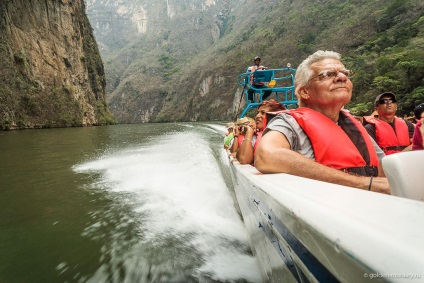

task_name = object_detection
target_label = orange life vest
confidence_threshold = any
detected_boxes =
[237,132,259,166]
[363,116,410,155]
[253,131,263,154]
[237,134,244,146]
[284,108,379,176]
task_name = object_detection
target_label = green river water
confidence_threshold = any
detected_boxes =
[0,123,261,283]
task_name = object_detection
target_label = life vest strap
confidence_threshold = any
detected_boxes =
[344,166,378,177]
[384,145,407,151]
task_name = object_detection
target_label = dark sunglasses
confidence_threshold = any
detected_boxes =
[378,98,397,105]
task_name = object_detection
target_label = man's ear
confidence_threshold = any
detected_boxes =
[298,86,310,99]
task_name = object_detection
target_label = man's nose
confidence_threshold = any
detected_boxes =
[335,71,347,81]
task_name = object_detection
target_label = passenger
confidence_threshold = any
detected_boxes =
[224,122,236,150]
[236,99,286,164]
[363,92,414,155]
[404,115,417,124]
[246,56,272,102]
[230,117,256,156]
[412,103,424,150]
[255,50,390,194]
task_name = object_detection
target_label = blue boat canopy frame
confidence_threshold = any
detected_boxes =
[237,67,298,118]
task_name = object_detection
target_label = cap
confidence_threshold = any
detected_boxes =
[236,117,249,125]
[254,56,261,60]
[374,92,396,107]
[226,122,235,129]
[414,103,424,119]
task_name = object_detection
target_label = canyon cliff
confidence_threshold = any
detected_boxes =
[2,0,423,127]
[87,0,242,123]
[0,0,114,130]
[87,0,424,122]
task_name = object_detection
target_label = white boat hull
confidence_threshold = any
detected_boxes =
[229,158,424,282]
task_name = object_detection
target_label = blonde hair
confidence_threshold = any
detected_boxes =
[246,117,256,131]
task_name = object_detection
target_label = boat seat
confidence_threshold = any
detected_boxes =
[382,150,424,201]
[252,70,273,85]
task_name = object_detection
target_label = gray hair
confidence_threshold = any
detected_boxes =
[295,50,341,106]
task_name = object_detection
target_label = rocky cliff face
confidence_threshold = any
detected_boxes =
[0,0,114,130]
[86,0,230,52]
[85,0,242,123]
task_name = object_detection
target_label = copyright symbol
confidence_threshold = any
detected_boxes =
[364,273,368,278]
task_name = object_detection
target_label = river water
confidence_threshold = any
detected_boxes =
[0,123,261,283]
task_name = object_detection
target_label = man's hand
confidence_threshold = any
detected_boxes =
[370,177,391,194]
[403,144,413,152]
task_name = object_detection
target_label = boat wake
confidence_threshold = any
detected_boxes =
[73,129,261,282]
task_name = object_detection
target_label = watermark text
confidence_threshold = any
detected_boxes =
[364,272,422,280]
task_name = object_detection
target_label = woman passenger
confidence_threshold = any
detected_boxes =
[230,117,256,156]
[412,103,424,150]
[236,99,286,164]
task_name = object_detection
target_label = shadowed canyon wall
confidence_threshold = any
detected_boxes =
[0,0,114,130]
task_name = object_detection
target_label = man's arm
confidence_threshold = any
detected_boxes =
[401,120,415,151]
[369,136,386,177]
[405,120,415,139]
[254,130,390,194]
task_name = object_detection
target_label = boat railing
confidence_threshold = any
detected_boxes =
[237,67,298,117]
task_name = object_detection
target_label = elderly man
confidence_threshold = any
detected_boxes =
[363,92,414,155]
[255,50,390,194]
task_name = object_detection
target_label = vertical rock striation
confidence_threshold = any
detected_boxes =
[0,0,114,130]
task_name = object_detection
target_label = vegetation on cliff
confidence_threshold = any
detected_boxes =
[1,0,423,127]
[92,0,424,122]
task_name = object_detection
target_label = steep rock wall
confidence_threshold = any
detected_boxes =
[0,0,114,130]
[86,0,237,123]
[88,0,424,123]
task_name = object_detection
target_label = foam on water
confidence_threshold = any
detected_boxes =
[74,130,261,282]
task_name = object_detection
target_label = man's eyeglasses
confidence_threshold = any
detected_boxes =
[378,98,397,105]
[310,69,354,82]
